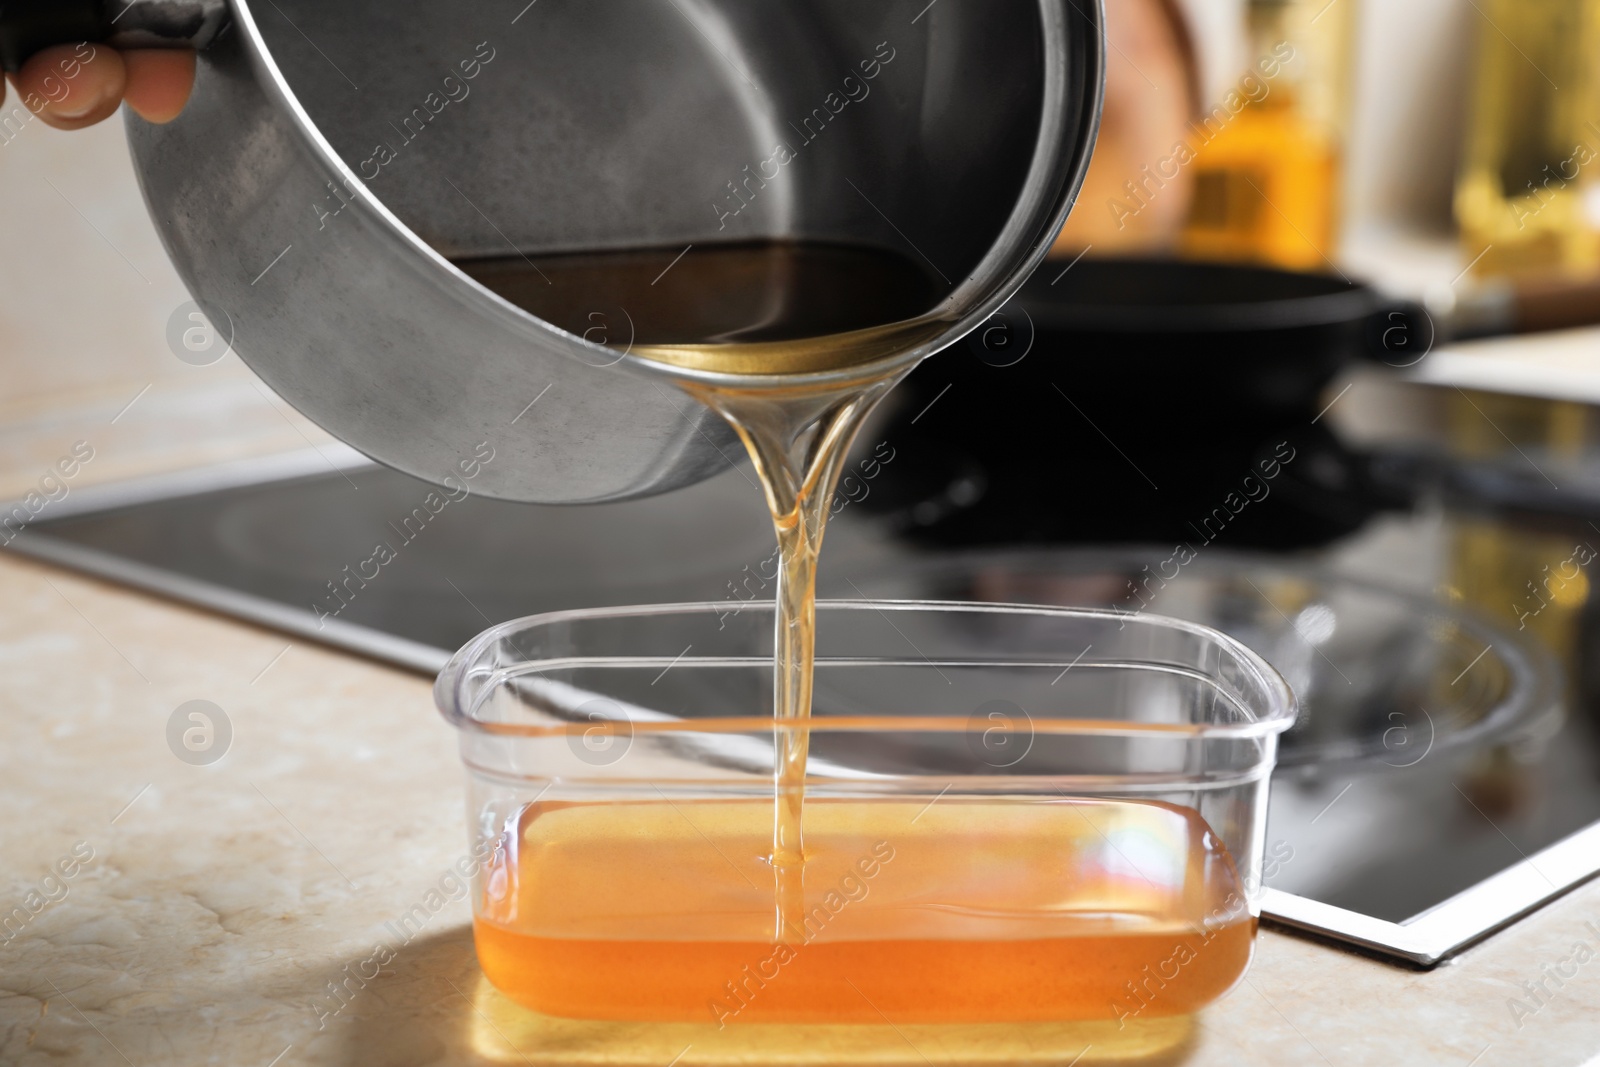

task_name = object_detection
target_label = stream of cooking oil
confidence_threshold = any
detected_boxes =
[458,240,947,941]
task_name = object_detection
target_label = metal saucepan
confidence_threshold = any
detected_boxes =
[1,0,1104,503]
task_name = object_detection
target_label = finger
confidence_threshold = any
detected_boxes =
[123,49,195,124]
[12,44,126,130]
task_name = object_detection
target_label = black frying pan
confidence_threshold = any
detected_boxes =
[863,258,1428,548]
[1014,257,1432,412]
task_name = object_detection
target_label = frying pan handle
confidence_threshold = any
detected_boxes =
[1362,299,1437,369]
[0,0,227,73]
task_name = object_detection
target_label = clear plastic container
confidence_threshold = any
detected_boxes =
[434,600,1296,1065]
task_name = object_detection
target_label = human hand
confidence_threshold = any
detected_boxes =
[4,43,195,130]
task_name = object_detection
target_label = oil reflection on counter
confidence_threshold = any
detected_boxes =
[331,927,1201,1066]
[456,969,1197,1066]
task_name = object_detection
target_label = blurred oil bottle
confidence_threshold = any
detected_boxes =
[1455,0,1600,278]
[1178,0,1355,269]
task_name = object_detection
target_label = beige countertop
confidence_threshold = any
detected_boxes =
[4,112,1600,1067]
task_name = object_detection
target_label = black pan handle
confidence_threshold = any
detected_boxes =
[0,0,227,73]
[1362,299,1437,369]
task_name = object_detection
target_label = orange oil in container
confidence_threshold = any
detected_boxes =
[473,796,1255,1026]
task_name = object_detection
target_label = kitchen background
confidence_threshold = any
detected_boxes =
[5,0,1600,1061]
[4,0,1595,494]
